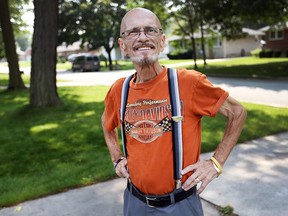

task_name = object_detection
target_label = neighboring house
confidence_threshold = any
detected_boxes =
[260,22,288,53]
[57,41,89,59]
[23,47,32,61]
[166,27,264,59]
[218,28,264,58]
[57,41,121,61]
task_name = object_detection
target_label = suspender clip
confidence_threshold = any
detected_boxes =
[172,116,183,122]
[175,179,182,189]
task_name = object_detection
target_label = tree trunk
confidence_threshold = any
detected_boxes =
[200,20,207,65]
[30,0,61,107]
[0,0,25,90]
[104,45,113,71]
[190,35,198,69]
[108,51,113,70]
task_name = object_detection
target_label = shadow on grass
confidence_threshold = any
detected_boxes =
[0,87,115,207]
[0,87,287,207]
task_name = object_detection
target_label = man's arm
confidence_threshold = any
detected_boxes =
[101,111,129,178]
[181,96,247,193]
[212,96,247,166]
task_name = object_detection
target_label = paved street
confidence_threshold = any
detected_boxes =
[54,67,288,108]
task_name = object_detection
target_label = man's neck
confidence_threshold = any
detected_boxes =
[133,62,163,83]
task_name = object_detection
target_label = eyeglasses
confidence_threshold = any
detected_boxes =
[121,26,163,40]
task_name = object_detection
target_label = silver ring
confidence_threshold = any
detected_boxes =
[195,177,200,184]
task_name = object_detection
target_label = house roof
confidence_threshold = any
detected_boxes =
[242,27,265,36]
[258,26,270,32]
[259,22,288,32]
[57,41,86,53]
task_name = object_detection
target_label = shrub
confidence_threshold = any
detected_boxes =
[265,50,273,57]
[167,49,194,59]
[259,49,275,58]
[251,48,261,57]
[273,50,282,57]
[259,50,286,58]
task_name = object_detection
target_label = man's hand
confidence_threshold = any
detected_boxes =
[101,112,129,179]
[115,158,129,179]
[181,160,218,194]
[181,96,246,194]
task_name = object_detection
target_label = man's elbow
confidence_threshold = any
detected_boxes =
[101,113,106,128]
[236,104,247,123]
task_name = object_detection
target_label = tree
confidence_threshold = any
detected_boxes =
[82,0,127,70]
[126,0,170,28]
[59,0,126,70]
[30,0,61,107]
[237,0,288,27]
[0,0,30,58]
[169,0,202,69]
[168,0,253,68]
[0,0,25,90]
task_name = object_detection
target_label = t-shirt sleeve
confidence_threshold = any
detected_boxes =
[192,74,229,117]
[104,80,123,131]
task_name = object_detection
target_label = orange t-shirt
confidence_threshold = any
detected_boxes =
[104,67,229,195]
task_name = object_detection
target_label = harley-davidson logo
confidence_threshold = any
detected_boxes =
[130,120,163,143]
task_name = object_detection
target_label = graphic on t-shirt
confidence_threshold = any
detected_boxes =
[124,98,172,143]
[124,116,172,143]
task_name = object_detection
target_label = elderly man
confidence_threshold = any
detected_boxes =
[101,8,246,216]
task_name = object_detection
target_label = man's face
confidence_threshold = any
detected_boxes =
[118,11,166,65]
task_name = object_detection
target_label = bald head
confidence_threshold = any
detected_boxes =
[120,8,162,35]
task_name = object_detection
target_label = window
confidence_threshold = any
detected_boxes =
[86,56,93,61]
[212,38,222,47]
[269,29,284,40]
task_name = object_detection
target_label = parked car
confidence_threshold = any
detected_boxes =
[72,54,100,72]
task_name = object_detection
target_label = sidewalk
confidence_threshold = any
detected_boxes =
[201,132,288,216]
[1,132,287,216]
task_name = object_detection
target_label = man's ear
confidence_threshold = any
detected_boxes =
[118,38,126,50]
[160,34,166,52]
[118,38,127,56]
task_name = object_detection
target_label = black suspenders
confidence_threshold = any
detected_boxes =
[120,68,183,189]
[167,68,183,189]
[120,74,133,158]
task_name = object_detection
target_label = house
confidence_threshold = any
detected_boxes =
[57,41,120,62]
[166,27,264,59]
[57,41,89,59]
[260,22,288,55]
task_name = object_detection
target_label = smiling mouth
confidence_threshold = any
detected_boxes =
[134,44,155,51]
[137,47,152,51]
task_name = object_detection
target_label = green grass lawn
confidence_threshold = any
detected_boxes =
[0,85,287,207]
[0,73,30,86]
[197,57,288,78]
[101,57,288,79]
[99,57,288,77]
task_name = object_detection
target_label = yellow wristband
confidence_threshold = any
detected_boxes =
[210,156,223,176]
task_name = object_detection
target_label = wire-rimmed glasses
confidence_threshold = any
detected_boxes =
[121,26,163,40]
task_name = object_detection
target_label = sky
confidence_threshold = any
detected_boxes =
[21,3,34,33]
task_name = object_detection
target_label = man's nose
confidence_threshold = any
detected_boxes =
[137,31,149,41]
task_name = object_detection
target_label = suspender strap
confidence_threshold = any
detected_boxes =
[120,74,134,157]
[168,68,183,189]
